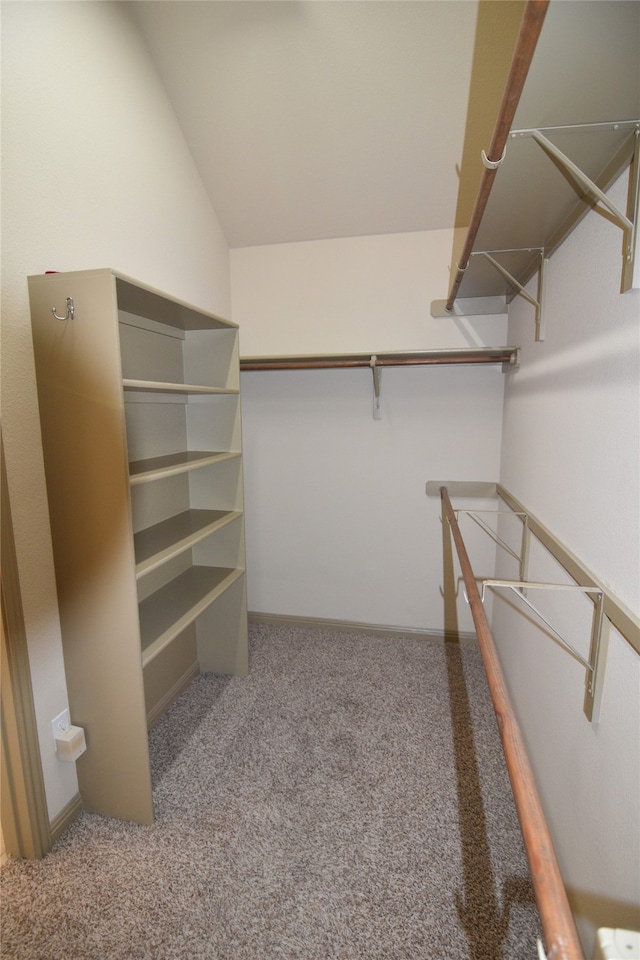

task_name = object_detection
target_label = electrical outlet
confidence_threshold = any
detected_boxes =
[51,709,70,744]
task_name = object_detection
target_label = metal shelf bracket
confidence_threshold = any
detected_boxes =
[471,249,548,341]
[426,480,640,725]
[449,500,610,724]
[454,509,530,582]
[512,122,640,292]
[477,579,607,724]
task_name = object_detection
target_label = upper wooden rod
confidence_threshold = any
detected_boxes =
[441,485,584,960]
[241,347,516,371]
[445,0,550,311]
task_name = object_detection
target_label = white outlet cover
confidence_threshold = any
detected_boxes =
[51,709,70,742]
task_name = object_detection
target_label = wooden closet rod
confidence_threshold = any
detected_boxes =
[440,485,584,960]
[445,0,550,312]
[240,347,516,371]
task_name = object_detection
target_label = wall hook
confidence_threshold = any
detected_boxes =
[52,297,74,321]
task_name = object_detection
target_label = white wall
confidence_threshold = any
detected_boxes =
[232,232,508,631]
[232,229,499,356]
[494,173,640,955]
[1,1,231,821]
[10,28,635,945]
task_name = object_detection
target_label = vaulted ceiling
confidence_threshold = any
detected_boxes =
[128,0,524,248]
[128,1,639,257]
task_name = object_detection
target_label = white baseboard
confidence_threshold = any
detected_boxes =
[248,611,476,643]
[50,792,83,845]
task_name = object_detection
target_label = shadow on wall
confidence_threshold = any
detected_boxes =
[568,887,640,946]
[446,634,540,960]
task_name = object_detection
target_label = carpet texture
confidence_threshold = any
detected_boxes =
[1,622,542,958]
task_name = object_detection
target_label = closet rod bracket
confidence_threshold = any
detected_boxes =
[370,355,382,420]
[481,145,507,170]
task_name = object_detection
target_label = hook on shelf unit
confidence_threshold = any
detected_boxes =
[51,297,74,322]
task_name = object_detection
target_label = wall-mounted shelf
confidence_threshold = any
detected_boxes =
[432,1,640,327]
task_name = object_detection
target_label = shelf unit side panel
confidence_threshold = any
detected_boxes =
[186,395,243,453]
[188,453,245,513]
[196,574,249,676]
[183,327,239,391]
[143,622,199,727]
[27,270,154,825]
[119,317,185,384]
[130,473,191,534]
[192,514,246,570]
[136,551,192,604]
[124,400,188,463]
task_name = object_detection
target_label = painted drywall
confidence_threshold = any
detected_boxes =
[232,232,509,631]
[494,172,640,955]
[1,1,231,821]
[231,228,506,356]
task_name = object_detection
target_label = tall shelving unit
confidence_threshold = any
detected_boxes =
[28,268,248,825]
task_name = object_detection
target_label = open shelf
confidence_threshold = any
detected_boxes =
[123,379,239,396]
[139,565,245,666]
[118,302,239,392]
[128,450,240,484]
[436,2,640,315]
[134,508,242,578]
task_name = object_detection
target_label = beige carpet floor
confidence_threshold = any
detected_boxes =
[1,622,541,958]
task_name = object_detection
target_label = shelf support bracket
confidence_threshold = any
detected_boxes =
[472,249,548,341]
[623,129,640,291]
[450,502,607,723]
[455,507,532,587]
[477,580,607,723]
[514,124,640,292]
[453,509,527,566]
